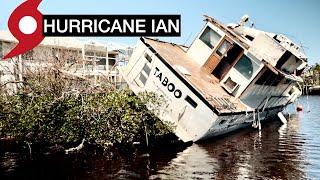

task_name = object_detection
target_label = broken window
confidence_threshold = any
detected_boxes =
[224,77,238,92]
[199,26,222,49]
[234,55,257,80]
[216,40,232,56]
[255,69,283,86]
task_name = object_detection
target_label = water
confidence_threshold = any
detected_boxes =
[1,96,320,179]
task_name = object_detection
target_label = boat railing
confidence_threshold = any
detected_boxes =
[256,95,288,112]
[207,96,237,111]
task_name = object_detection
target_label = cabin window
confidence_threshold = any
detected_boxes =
[288,87,295,96]
[144,53,152,63]
[216,40,232,56]
[139,73,147,85]
[185,96,198,108]
[255,69,283,86]
[224,77,238,92]
[135,63,152,87]
[143,63,151,75]
[199,26,222,49]
[245,35,254,41]
[234,55,255,80]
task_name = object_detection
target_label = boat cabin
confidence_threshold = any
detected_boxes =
[187,15,306,102]
[123,15,307,114]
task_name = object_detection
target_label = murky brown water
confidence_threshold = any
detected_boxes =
[1,96,320,179]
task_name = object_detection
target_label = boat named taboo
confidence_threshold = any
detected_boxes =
[119,15,308,142]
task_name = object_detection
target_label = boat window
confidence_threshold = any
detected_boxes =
[288,87,295,96]
[245,35,254,41]
[224,77,238,92]
[199,26,222,49]
[234,55,255,80]
[135,63,152,87]
[143,63,151,75]
[139,73,147,85]
[144,53,152,63]
[185,95,198,108]
[255,69,283,86]
[216,40,232,56]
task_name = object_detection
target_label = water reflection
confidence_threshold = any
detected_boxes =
[150,144,218,179]
[152,117,307,179]
[152,96,320,179]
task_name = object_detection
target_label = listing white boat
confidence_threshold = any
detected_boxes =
[119,15,308,142]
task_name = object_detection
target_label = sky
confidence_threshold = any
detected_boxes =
[1,0,319,65]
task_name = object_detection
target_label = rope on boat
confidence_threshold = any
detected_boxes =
[258,111,261,131]
[252,110,257,128]
[252,97,269,131]
[252,110,261,131]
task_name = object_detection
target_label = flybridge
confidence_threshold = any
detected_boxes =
[43,15,181,37]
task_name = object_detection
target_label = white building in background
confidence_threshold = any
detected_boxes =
[0,30,132,93]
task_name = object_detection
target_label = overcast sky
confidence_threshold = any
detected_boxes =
[1,0,319,65]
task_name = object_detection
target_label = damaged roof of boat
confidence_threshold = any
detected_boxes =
[141,37,249,113]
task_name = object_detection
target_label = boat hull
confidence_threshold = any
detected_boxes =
[120,39,291,143]
[198,106,283,141]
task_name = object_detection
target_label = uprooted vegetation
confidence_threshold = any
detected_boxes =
[0,59,174,156]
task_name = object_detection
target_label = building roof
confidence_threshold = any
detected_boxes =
[0,30,106,50]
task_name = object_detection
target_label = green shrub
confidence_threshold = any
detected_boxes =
[0,90,173,149]
[0,70,173,150]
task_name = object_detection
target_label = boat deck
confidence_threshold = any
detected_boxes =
[144,37,248,113]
